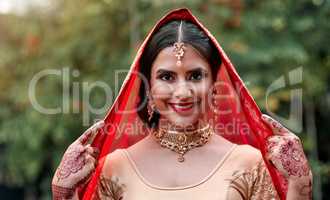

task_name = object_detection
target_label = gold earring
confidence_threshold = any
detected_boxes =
[211,88,218,114]
[147,94,156,121]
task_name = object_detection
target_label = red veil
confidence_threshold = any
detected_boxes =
[81,8,288,199]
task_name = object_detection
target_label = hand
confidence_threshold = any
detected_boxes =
[261,114,311,181]
[52,120,104,199]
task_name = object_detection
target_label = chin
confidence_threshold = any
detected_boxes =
[166,115,200,127]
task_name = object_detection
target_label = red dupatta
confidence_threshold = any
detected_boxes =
[81,8,288,200]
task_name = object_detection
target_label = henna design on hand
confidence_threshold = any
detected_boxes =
[52,121,104,199]
[278,137,310,178]
[56,145,86,181]
[263,114,311,179]
[267,135,310,178]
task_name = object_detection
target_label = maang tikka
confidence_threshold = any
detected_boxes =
[173,21,186,66]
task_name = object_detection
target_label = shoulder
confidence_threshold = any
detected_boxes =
[226,145,280,199]
[100,149,127,178]
[229,144,264,170]
[95,150,127,199]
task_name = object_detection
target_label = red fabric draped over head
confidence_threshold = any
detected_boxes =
[81,8,288,199]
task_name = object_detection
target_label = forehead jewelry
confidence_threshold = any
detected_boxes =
[173,21,186,66]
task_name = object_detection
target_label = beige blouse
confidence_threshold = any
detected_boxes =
[93,144,280,200]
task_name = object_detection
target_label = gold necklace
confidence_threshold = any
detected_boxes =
[152,124,213,162]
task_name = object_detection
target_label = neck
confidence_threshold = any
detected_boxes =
[151,118,213,162]
[157,118,208,134]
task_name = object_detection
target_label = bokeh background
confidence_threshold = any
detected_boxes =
[0,0,329,199]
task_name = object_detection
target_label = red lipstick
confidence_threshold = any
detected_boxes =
[168,101,197,113]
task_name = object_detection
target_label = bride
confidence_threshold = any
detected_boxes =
[51,8,312,200]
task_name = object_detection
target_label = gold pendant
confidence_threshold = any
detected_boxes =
[178,154,185,162]
[152,124,213,163]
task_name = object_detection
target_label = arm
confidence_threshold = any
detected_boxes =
[286,171,313,199]
[51,121,104,200]
[51,185,79,200]
[262,114,313,200]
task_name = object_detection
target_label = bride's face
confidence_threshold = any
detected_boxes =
[150,45,213,128]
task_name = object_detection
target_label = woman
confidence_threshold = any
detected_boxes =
[52,8,312,200]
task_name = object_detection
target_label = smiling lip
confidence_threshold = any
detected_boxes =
[168,101,198,113]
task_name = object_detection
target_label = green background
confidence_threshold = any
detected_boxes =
[0,0,329,199]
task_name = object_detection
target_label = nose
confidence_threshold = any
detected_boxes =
[173,82,193,100]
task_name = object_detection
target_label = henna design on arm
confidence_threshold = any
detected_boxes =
[52,184,75,200]
[298,179,312,198]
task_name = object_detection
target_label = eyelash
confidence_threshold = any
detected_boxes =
[188,71,206,81]
[157,71,207,82]
[158,73,174,81]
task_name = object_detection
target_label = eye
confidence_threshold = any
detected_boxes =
[188,70,207,81]
[158,72,174,81]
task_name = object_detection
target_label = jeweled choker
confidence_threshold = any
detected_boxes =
[152,124,213,162]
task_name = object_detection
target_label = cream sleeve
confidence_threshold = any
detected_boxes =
[92,151,127,200]
[227,159,280,200]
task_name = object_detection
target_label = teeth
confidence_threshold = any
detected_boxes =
[172,104,193,109]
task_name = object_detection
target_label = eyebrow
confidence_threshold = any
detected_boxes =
[156,69,174,75]
[156,67,208,75]
[186,67,208,74]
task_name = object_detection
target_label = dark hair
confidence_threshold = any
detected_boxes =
[138,20,222,128]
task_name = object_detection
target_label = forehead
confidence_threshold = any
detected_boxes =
[151,45,210,73]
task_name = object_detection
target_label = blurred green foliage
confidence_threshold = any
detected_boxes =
[0,0,329,199]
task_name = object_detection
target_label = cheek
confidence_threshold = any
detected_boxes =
[195,81,212,99]
[194,81,213,112]
[150,81,173,101]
